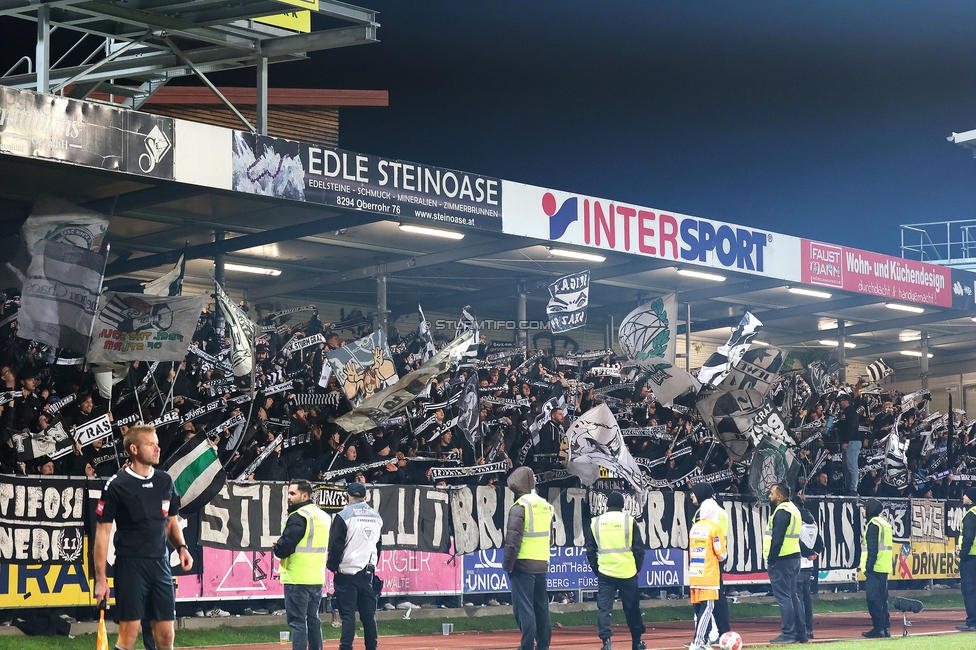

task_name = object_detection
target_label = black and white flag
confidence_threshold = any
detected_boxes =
[418,303,437,362]
[88,292,206,363]
[17,239,105,353]
[215,282,255,377]
[566,403,645,498]
[13,421,74,460]
[547,270,590,333]
[456,305,480,362]
[866,358,893,383]
[143,252,186,297]
[720,345,785,395]
[457,372,483,446]
[697,311,762,386]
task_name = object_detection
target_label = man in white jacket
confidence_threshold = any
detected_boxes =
[795,496,822,639]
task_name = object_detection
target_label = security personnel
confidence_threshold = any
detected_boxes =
[503,467,554,650]
[763,482,807,644]
[327,482,383,650]
[691,483,730,640]
[859,498,892,638]
[688,508,727,650]
[585,492,646,650]
[273,480,331,650]
[958,487,976,631]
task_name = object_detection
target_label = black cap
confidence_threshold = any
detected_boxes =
[691,483,714,503]
[838,393,852,402]
[347,482,367,497]
[965,487,976,503]
[606,492,625,510]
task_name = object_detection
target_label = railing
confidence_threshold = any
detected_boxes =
[901,220,976,266]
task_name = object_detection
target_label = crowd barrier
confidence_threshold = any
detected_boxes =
[0,476,965,608]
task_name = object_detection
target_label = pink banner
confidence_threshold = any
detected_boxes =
[801,239,952,307]
[201,547,460,598]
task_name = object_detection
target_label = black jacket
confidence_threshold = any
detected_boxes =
[584,509,645,578]
[273,500,311,560]
[962,508,976,559]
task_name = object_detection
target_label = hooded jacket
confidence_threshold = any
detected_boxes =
[863,498,884,573]
[503,466,553,574]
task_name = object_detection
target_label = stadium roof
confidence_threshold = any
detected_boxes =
[1,84,976,381]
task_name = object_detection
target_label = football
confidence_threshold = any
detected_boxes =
[719,631,743,650]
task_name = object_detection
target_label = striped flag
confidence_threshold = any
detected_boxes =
[163,432,225,515]
[866,358,893,383]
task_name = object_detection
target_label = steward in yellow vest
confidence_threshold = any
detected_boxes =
[859,498,891,638]
[958,488,976,631]
[763,483,808,645]
[502,467,554,650]
[584,492,646,650]
[273,480,330,650]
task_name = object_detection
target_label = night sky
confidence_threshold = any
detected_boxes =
[6,1,976,255]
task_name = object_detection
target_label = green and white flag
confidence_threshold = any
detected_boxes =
[163,431,225,514]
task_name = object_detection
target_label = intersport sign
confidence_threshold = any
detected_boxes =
[502,181,801,281]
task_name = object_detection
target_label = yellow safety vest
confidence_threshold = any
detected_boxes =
[859,516,893,574]
[280,503,331,585]
[762,501,801,560]
[515,493,554,561]
[591,511,637,579]
[958,507,976,557]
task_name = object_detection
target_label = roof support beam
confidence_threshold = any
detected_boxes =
[773,308,971,345]
[678,295,881,335]
[846,331,976,359]
[82,184,209,215]
[250,237,534,301]
[106,212,378,276]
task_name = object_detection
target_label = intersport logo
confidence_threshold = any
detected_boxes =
[537,190,769,273]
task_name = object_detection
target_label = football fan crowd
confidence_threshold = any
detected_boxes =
[0,302,972,502]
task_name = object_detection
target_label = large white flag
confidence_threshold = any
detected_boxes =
[566,403,645,495]
[88,292,206,363]
[18,239,106,353]
[618,293,677,364]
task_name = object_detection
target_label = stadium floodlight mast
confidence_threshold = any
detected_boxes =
[788,286,832,299]
[675,268,725,282]
[548,248,606,262]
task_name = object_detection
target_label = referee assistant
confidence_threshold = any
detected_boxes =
[94,424,193,650]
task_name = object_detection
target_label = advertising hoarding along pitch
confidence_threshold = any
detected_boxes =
[231,131,502,231]
[501,181,802,281]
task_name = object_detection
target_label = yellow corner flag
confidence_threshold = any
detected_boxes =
[96,601,109,650]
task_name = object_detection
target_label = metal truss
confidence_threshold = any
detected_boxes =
[0,0,378,118]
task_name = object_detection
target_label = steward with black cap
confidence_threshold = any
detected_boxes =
[327,482,383,650]
[956,487,976,631]
[585,492,646,650]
